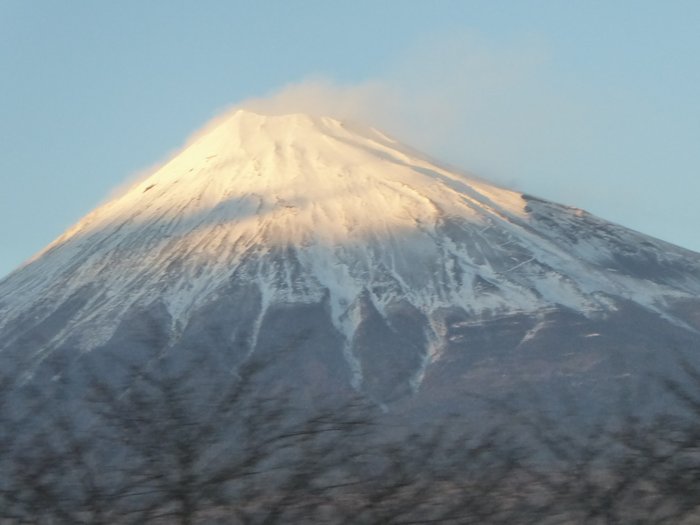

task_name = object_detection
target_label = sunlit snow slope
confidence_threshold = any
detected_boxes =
[1,110,699,405]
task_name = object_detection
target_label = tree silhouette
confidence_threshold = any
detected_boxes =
[2,347,700,523]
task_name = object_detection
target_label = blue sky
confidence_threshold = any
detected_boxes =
[1,1,699,278]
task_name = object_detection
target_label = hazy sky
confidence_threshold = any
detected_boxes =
[1,1,699,278]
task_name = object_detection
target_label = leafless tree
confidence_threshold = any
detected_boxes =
[3,348,700,523]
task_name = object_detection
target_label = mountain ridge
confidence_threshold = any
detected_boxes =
[1,109,699,407]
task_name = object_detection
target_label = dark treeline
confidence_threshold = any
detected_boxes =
[1,349,700,524]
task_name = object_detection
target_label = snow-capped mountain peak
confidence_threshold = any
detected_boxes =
[1,110,699,403]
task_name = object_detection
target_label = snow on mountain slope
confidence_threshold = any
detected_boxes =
[1,110,699,403]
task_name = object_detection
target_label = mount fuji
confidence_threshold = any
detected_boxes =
[1,110,699,412]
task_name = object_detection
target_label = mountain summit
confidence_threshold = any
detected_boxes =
[1,110,699,408]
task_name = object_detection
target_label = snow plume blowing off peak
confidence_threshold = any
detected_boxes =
[239,78,393,122]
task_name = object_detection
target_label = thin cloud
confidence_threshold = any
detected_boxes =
[234,34,591,194]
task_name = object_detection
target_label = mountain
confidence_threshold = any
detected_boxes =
[1,110,699,414]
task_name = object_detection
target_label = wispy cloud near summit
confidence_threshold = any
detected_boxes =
[237,34,589,193]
